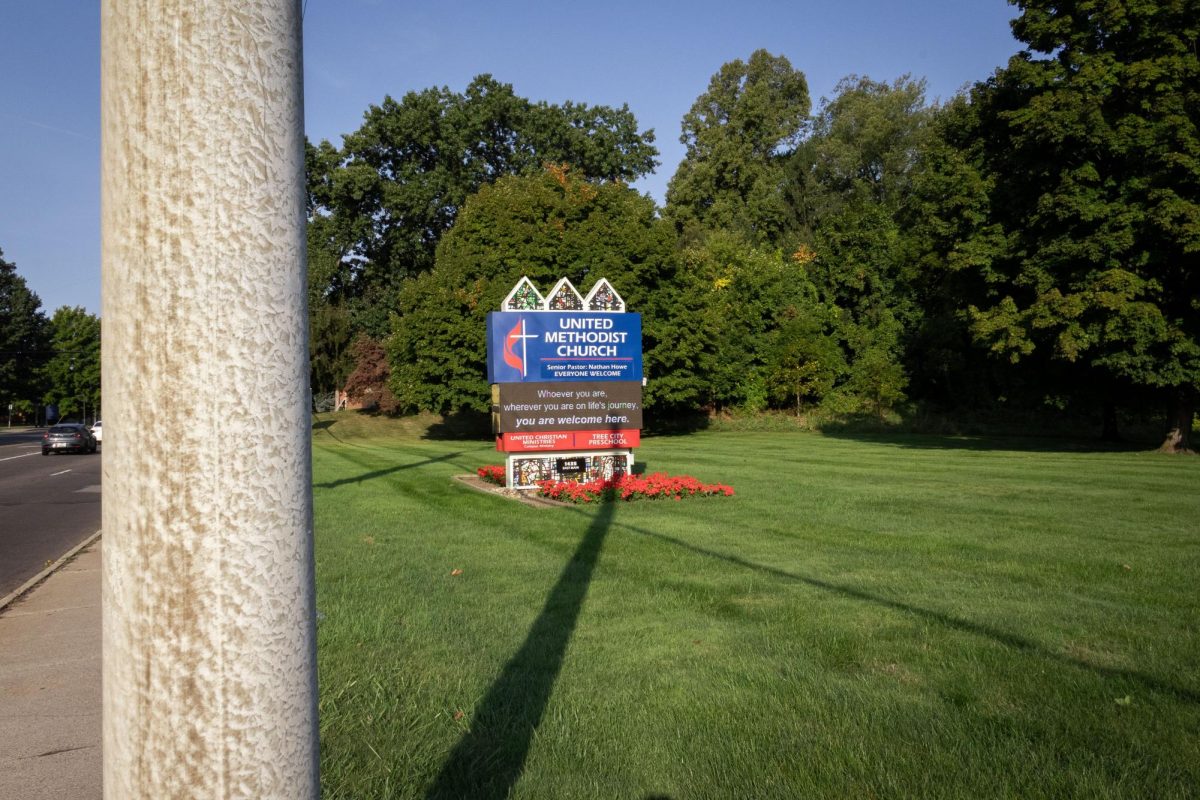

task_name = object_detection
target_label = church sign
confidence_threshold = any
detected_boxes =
[485,277,642,488]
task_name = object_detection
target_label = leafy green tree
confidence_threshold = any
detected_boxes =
[389,165,684,414]
[305,146,357,397]
[962,0,1200,451]
[305,140,353,308]
[766,307,847,415]
[838,308,909,419]
[665,50,810,248]
[0,247,50,419]
[795,76,930,217]
[679,232,840,411]
[901,95,1017,411]
[42,306,101,422]
[314,76,658,306]
[782,76,932,416]
[790,75,931,322]
[308,300,353,397]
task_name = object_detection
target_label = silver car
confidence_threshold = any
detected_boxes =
[42,423,98,455]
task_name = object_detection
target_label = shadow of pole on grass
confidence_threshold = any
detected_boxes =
[426,501,616,800]
[314,451,468,489]
[561,509,1200,706]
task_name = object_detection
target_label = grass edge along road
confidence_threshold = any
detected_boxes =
[312,413,1200,800]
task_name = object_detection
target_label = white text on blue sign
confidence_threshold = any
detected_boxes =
[487,312,643,383]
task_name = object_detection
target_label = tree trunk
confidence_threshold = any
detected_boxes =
[1101,400,1121,442]
[1158,392,1196,454]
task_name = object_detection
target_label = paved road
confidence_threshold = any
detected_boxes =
[0,428,102,598]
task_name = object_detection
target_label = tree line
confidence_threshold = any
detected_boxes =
[307,1,1198,452]
[0,248,101,424]
[4,2,1191,450]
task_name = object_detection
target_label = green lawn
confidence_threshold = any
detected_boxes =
[312,414,1200,799]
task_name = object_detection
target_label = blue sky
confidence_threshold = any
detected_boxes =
[0,1,1021,316]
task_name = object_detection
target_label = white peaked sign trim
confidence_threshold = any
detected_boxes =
[544,277,584,311]
[503,276,545,311]
[584,278,625,312]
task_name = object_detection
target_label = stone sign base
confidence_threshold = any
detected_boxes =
[506,449,633,490]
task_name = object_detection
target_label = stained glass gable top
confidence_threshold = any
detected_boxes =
[503,276,544,311]
[585,278,625,312]
[545,278,584,311]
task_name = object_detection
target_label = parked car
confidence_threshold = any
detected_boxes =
[42,423,98,455]
[91,420,103,444]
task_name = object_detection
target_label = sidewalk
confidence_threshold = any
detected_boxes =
[0,539,102,800]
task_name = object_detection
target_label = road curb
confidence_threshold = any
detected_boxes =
[0,528,103,613]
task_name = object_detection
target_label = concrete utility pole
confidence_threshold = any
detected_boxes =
[100,2,317,798]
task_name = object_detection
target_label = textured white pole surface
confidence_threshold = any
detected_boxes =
[100,2,317,797]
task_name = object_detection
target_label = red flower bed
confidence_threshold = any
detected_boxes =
[477,465,506,485]
[538,471,734,504]
[475,465,734,503]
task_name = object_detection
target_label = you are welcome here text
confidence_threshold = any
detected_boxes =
[503,385,638,429]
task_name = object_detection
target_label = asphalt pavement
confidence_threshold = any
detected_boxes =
[0,428,102,798]
[0,428,102,597]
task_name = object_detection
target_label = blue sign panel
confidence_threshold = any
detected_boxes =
[487,311,643,383]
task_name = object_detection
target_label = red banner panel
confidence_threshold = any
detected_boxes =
[497,429,640,452]
[495,432,573,452]
[575,429,640,449]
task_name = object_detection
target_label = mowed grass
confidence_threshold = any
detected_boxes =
[312,414,1200,799]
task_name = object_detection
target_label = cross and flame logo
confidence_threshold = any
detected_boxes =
[502,317,538,378]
